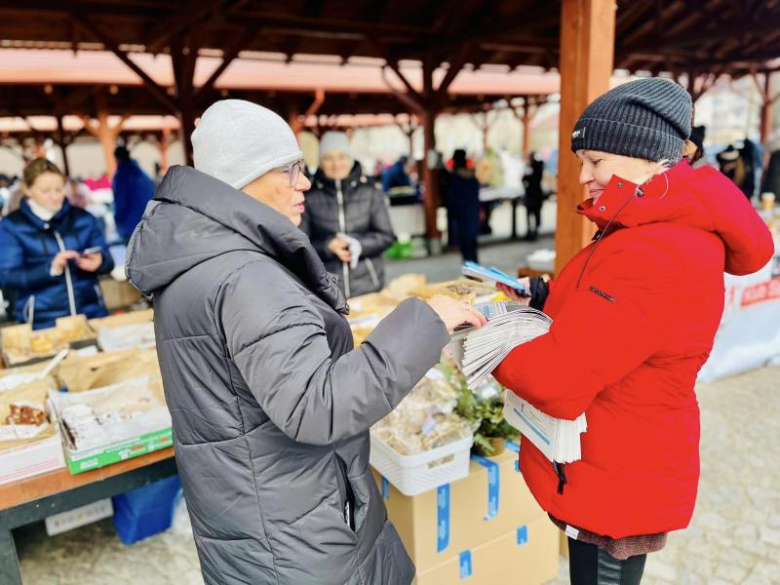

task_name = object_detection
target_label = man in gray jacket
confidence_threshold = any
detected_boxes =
[126,100,484,585]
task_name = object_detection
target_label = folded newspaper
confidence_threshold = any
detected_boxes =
[461,261,530,295]
[458,303,587,464]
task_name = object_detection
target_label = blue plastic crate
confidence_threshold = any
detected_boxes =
[112,475,182,545]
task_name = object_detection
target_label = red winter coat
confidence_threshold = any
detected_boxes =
[494,161,774,539]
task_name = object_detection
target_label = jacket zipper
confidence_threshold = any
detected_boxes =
[335,456,356,532]
[553,461,567,495]
[335,179,350,298]
[53,229,77,316]
[365,258,379,288]
[23,295,35,325]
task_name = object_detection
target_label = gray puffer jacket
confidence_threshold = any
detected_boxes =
[301,164,395,299]
[126,166,449,585]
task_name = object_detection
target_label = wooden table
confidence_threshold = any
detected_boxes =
[0,448,177,585]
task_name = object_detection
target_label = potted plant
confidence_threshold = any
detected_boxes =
[443,362,519,457]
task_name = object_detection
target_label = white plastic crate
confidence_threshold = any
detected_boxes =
[369,432,473,496]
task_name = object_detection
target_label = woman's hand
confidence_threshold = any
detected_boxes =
[76,252,103,273]
[427,294,487,333]
[496,277,532,305]
[51,250,80,273]
[328,237,352,263]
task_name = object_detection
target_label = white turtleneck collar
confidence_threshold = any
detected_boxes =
[27,198,60,222]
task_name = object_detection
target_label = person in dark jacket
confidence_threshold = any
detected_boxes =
[522,151,545,241]
[448,149,481,263]
[112,145,155,244]
[761,142,780,196]
[125,99,484,585]
[301,132,395,298]
[380,155,411,193]
[0,158,113,329]
[495,78,774,585]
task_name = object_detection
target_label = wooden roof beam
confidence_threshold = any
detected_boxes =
[146,0,249,55]
[196,25,258,105]
[282,0,326,62]
[70,12,178,115]
[224,12,429,40]
[617,1,688,50]
[434,45,474,102]
[380,66,425,115]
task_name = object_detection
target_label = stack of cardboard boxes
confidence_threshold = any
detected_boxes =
[373,445,559,584]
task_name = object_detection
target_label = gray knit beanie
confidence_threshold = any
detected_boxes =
[192,99,302,190]
[319,131,352,160]
[570,78,692,164]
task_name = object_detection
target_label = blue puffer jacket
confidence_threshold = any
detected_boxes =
[112,159,155,241]
[0,198,114,329]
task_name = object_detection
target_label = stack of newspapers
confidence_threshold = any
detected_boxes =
[460,305,552,389]
[459,303,587,464]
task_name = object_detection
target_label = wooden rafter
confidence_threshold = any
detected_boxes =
[70,12,178,115]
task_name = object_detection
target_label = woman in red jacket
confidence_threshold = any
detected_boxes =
[495,78,774,584]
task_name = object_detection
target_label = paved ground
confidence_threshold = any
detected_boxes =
[13,202,780,584]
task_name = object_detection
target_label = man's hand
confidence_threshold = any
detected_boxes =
[426,294,487,333]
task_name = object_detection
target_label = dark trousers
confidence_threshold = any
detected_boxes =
[568,538,647,585]
[459,237,478,263]
[526,204,542,238]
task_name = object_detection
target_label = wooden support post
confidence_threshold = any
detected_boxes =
[758,72,776,144]
[34,136,45,158]
[379,48,470,250]
[80,92,128,179]
[171,35,200,166]
[55,115,71,177]
[421,57,442,247]
[159,127,171,175]
[522,101,533,158]
[555,0,616,274]
[396,116,420,158]
[288,105,302,136]
[97,108,117,179]
[290,89,325,137]
[510,98,536,158]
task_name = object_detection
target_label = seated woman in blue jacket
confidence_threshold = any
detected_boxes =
[0,158,114,329]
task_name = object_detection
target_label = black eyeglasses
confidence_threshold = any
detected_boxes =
[280,160,306,187]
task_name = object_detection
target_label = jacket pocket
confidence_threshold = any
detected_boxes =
[334,455,357,533]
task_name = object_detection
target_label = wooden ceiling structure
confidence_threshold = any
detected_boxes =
[1,0,780,260]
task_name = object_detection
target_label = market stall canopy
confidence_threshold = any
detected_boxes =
[0,1,778,77]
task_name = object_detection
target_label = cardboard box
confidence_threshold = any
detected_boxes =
[0,432,65,485]
[373,446,546,574]
[50,377,172,474]
[99,277,144,311]
[0,361,58,392]
[56,348,160,393]
[415,516,559,585]
[560,529,570,559]
[1,316,96,367]
[0,393,65,486]
[89,308,154,330]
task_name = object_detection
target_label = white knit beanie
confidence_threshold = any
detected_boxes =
[319,131,352,160]
[192,99,303,190]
